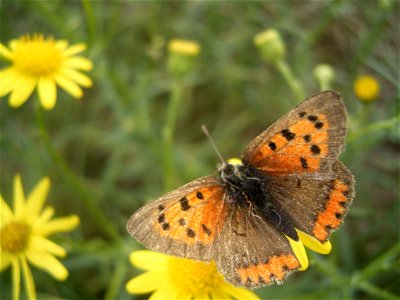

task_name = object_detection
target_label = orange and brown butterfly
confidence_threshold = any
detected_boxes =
[127,91,355,289]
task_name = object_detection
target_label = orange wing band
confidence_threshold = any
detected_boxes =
[236,254,300,285]
[313,180,351,241]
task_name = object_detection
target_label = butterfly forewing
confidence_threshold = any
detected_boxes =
[243,91,347,175]
[127,176,228,260]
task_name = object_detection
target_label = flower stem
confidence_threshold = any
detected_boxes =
[162,80,183,191]
[275,59,305,102]
[35,104,121,243]
[104,255,127,300]
[348,114,399,144]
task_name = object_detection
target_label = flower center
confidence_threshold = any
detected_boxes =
[167,258,225,295]
[13,35,63,76]
[0,221,31,253]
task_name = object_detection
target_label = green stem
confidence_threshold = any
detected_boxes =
[275,59,305,102]
[357,243,399,282]
[162,80,183,191]
[81,0,96,44]
[348,115,399,143]
[357,281,398,299]
[35,104,121,243]
[104,255,127,300]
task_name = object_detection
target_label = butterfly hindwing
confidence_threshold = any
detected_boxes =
[127,176,228,260]
[214,204,301,288]
[243,91,347,174]
[268,160,354,243]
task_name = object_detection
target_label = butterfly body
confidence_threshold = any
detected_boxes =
[220,161,299,241]
[127,91,355,288]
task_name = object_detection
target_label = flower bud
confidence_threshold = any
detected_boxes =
[254,29,286,64]
[313,64,335,90]
[167,39,200,78]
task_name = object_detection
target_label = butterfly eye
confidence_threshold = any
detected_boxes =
[221,164,236,181]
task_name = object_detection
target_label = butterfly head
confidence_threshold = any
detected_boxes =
[220,157,245,184]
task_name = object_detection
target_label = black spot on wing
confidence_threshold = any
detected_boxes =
[281,129,296,141]
[310,144,321,155]
[300,157,309,169]
[180,197,190,211]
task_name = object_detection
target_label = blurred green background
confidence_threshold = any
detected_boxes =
[1,1,399,299]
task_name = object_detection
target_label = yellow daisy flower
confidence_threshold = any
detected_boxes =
[0,34,93,110]
[126,250,260,300]
[353,75,380,102]
[0,175,80,300]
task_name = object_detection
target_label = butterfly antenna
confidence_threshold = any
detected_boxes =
[201,125,226,165]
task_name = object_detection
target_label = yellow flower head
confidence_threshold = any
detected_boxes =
[0,34,93,110]
[126,250,260,299]
[167,39,201,78]
[354,75,380,102]
[1,175,80,300]
[168,39,200,56]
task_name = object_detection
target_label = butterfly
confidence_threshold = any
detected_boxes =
[127,90,355,288]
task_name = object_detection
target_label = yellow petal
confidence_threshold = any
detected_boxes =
[30,235,66,257]
[125,271,164,294]
[54,73,83,98]
[26,248,68,280]
[20,254,36,300]
[33,206,54,229]
[13,175,26,219]
[9,39,19,51]
[12,257,21,300]
[60,67,93,87]
[36,215,79,236]
[9,74,37,108]
[64,56,93,71]
[129,250,168,271]
[56,40,69,51]
[63,43,87,57]
[297,229,332,255]
[0,43,14,60]
[38,76,57,110]
[25,177,50,222]
[286,235,309,271]
[0,250,13,271]
[0,67,18,97]
[149,282,180,300]
[1,194,14,226]
[222,283,260,299]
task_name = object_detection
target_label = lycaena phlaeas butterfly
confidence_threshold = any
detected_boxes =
[127,90,355,288]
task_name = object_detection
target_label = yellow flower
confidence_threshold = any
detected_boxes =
[168,39,200,56]
[167,39,200,78]
[0,175,80,300]
[126,250,260,299]
[0,34,93,110]
[354,75,380,102]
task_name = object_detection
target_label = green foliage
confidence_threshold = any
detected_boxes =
[1,1,399,299]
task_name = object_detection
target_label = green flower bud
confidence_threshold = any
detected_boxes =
[313,64,335,90]
[254,29,286,64]
[167,39,200,78]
